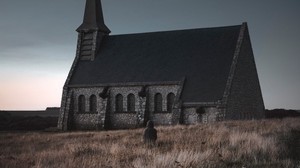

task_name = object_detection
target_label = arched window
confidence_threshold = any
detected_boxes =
[127,94,135,112]
[89,95,97,113]
[115,94,123,112]
[154,93,162,112]
[78,95,85,113]
[167,93,175,112]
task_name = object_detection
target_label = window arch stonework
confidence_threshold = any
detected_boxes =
[127,94,135,112]
[78,95,86,113]
[167,93,175,112]
[154,93,163,112]
[115,94,123,112]
[89,95,97,113]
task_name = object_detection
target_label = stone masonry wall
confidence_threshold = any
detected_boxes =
[182,107,199,124]
[110,113,137,129]
[70,87,105,130]
[201,107,221,123]
[147,85,179,126]
[109,86,142,129]
[64,83,230,130]
[182,107,220,124]
[67,84,180,130]
[152,113,173,125]
[109,85,180,129]
[73,114,99,129]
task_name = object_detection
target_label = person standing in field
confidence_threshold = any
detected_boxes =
[143,120,157,145]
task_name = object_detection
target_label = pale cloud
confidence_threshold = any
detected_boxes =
[0,75,65,110]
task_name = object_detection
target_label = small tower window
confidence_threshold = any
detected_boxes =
[115,94,123,112]
[127,94,135,112]
[154,93,163,112]
[80,32,94,60]
[89,95,97,113]
[167,93,175,112]
[78,95,86,113]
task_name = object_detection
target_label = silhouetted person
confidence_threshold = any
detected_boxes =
[143,120,157,145]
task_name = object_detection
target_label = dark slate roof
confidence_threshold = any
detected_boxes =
[69,25,241,102]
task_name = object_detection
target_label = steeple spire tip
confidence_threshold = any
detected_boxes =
[76,0,110,34]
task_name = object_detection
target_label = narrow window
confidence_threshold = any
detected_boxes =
[78,95,85,113]
[127,94,135,112]
[89,95,97,113]
[154,93,162,112]
[167,93,175,112]
[115,94,123,112]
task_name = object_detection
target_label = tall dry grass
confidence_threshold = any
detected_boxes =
[0,118,299,168]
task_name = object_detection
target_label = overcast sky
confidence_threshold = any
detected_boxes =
[0,0,299,110]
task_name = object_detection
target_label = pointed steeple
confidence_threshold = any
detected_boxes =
[76,0,110,61]
[76,0,110,34]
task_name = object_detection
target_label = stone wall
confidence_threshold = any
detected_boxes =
[61,82,229,130]
[201,107,220,123]
[109,85,180,129]
[69,87,105,129]
[147,85,179,112]
[109,86,142,112]
[146,85,179,125]
[182,107,220,124]
[109,86,144,129]
[182,107,199,124]
[74,88,104,112]
[110,112,138,129]
[152,112,173,125]
[72,114,100,130]
[65,84,181,130]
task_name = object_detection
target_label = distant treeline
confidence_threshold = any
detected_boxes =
[0,108,59,131]
[0,112,58,131]
[265,109,300,119]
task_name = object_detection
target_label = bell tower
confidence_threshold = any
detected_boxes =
[76,0,110,61]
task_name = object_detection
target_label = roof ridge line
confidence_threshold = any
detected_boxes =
[221,22,247,105]
[68,81,182,88]
[109,24,242,37]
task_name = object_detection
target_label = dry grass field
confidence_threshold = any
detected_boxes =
[0,118,299,168]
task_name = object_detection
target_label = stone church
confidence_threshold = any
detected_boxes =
[58,0,265,130]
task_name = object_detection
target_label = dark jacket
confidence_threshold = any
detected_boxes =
[143,121,157,143]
